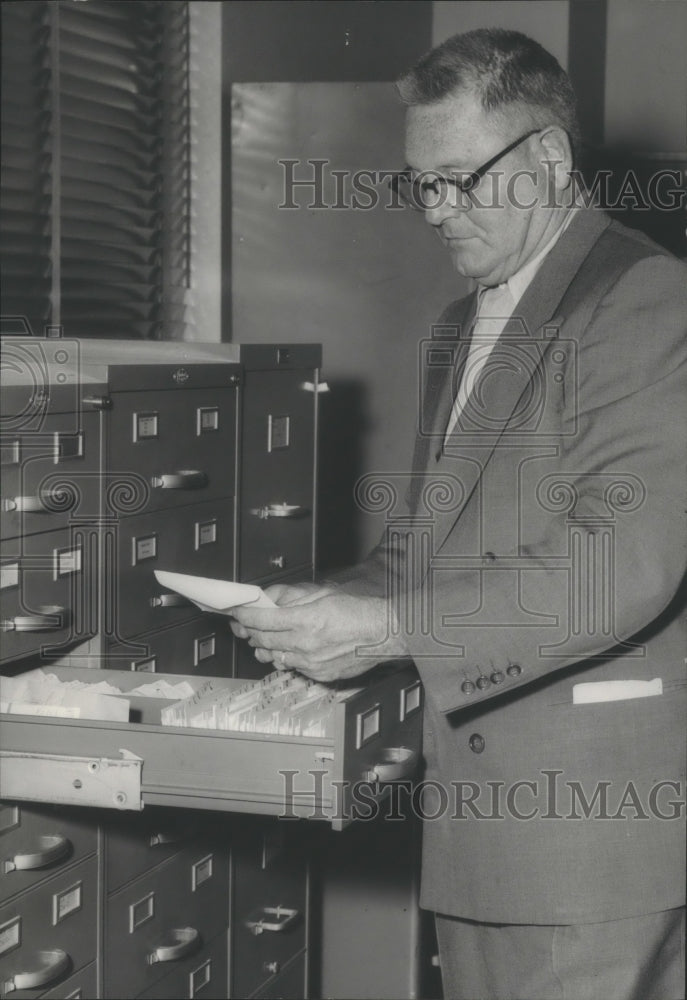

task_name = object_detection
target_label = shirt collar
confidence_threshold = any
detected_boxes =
[481,208,579,305]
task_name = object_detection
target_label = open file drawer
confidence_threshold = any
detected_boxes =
[0,664,422,831]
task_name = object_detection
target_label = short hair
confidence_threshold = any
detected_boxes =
[397,28,581,161]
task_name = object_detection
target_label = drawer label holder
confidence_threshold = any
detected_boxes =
[0,749,143,811]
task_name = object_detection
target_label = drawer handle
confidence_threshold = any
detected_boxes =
[4,834,71,873]
[300,381,330,393]
[150,470,208,490]
[148,927,201,964]
[362,747,419,783]
[1,605,66,633]
[149,830,186,846]
[244,905,300,936]
[150,593,191,609]
[250,503,309,519]
[3,948,70,992]
[2,490,76,514]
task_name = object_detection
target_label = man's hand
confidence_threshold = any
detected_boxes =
[228,590,408,683]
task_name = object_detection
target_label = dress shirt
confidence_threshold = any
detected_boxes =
[444,209,577,442]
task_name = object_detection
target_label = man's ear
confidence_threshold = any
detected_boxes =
[539,126,573,192]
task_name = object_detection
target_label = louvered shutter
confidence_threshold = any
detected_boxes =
[1,0,190,341]
[0,2,53,337]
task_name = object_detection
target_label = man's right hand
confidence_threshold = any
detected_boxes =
[264,581,339,606]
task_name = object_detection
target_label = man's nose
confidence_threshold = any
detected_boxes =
[423,191,470,226]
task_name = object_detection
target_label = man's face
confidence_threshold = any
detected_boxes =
[404,89,556,287]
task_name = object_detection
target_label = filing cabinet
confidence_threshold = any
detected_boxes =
[112,499,234,642]
[40,960,98,999]
[136,934,227,1000]
[1,803,98,905]
[103,808,203,894]
[0,855,99,999]
[1,337,425,1000]
[0,529,92,664]
[230,819,308,1000]
[1,343,100,665]
[106,618,235,677]
[104,845,228,998]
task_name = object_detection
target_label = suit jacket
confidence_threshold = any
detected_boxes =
[349,208,687,924]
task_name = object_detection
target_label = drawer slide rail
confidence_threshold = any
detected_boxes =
[0,749,143,810]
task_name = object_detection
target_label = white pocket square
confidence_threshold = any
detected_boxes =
[572,678,663,704]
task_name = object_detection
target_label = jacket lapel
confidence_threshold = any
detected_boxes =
[428,208,612,556]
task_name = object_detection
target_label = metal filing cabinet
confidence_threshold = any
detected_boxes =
[232,344,322,681]
[1,340,100,665]
[1,338,425,1000]
[0,801,100,1000]
[230,818,309,1000]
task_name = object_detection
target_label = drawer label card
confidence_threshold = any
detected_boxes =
[400,681,422,720]
[53,881,83,924]
[54,431,84,463]
[131,656,157,672]
[195,519,217,549]
[190,958,212,995]
[0,916,21,957]
[133,411,159,441]
[268,414,291,451]
[0,804,20,833]
[54,546,82,579]
[192,854,214,890]
[129,892,155,932]
[194,634,216,665]
[356,704,381,748]
[0,562,19,590]
[197,406,220,434]
[133,534,158,565]
[0,440,21,466]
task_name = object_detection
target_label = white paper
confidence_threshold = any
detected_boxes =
[572,678,663,704]
[153,570,276,612]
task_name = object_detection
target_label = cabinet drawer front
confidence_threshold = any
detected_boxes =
[39,959,97,999]
[105,809,203,894]
[0,529,95,664]
[239,370,315,582]
[0,804,97,906]
[106,618,234,678]
[110,501,234,641]
[1,412,100,542]
[105,848,228,998]
[136,932,227,1000]
[251,951,306,999]
[0,857,98,999]
[0,664,423,827]
[232,826,307,1000]
[107,388,236,517]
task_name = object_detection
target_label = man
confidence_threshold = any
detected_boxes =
[231,29,686,1000]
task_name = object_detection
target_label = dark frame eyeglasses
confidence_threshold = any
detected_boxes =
[390,127,543,211]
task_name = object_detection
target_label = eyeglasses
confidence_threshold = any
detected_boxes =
[390,127,542,211]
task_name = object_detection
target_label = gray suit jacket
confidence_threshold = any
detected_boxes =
[351,208,687,923]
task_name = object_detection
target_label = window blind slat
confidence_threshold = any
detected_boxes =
[1,0,190,341]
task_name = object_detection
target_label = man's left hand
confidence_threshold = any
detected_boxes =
[228,592,408,683]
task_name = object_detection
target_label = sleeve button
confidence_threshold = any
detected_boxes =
[506,663,522,677]
[490,670,505,685]
[461,680,476,695]
[476,675,490,690]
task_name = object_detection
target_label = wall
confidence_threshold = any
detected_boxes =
[188,2,223,342]
[432,1,569,65]
[223,2,442,567]
[605,0,686,150]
